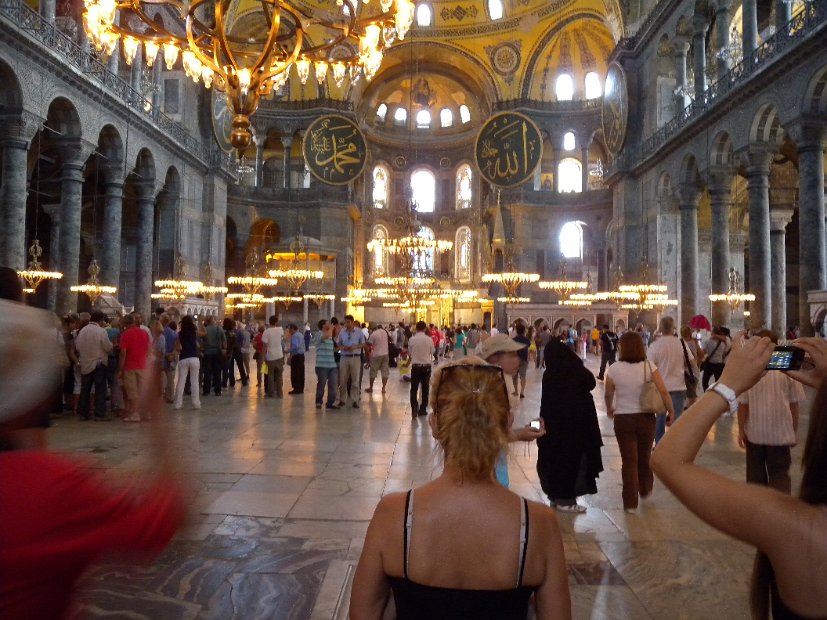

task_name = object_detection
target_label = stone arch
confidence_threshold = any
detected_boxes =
[679,152,703,187]
[657,171,673,198]
[246,219,280,257]
[44,96,82,139]
[709,131,734,167]
[134,147,156,183]
[803,64,827,114]
[749,103,784,146]
[0,58,23,115]
[97,124,124,174]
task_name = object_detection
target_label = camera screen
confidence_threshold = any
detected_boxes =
[767,350,794,370]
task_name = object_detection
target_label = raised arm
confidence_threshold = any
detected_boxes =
[650,337,824,580]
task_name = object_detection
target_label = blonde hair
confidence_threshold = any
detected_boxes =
[432,363,510,479]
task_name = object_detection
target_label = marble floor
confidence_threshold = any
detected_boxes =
[45,352,811,619]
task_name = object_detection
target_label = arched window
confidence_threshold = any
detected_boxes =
[416,109,431,129]
[456,164,472,209]
[487,0,503,20]
[416,226,436,273]
[563,131,576,151]
[394,107,408,126]
[455,226,472,281]
[372,225,389,275]
[559,221,585,259]
[372,165,389,209]
[459,104,471,124]
[558,158,582,193]
[376,103,388,122]
[585,72,602,99]
[416,3,431,26]
[440,108,453,127]
[411,168,436,212]
[556,73,574,101]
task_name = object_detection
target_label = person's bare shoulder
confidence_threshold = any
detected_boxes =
[526,499,562,541]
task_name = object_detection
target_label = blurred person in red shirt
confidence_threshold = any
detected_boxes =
[0,298,186,620]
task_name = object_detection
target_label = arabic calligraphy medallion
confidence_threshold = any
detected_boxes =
[602,61,628,156]
[303,115,368,185]
[474,112,542,188]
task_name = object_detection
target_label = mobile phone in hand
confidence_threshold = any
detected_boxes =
[527,419,541,431]
[766,345,805,370]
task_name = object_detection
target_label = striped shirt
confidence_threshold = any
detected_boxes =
[737,372,805,445]
[315,336,337,369]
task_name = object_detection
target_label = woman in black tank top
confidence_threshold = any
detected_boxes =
[652,336,827,619]
[351,361,571,619]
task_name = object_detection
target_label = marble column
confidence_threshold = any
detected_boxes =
[679,184,701,326]
[715,5,731,76]
[580,145,589,191]
[0,128,30,270]
[673,40,690,112]
[303,297,309,323]
[130,45,143,102]
[151,61,162,114]
[742,0,758,57]
[796,129,826,336]
[134,182,155,318]
[56,145,85,315]
[776,0,792,33]
[281,136,293,190]
[328,298,335,319]
[708,175,733,327]
[43,203,61,312]
[552,149,560,194]
[746,149,773,330]
[255,137,265,188]
[40,0,55,24]
[770,209,793,337]
[107,14,119,74]
[100,167,123,287]
[692,19,709,100]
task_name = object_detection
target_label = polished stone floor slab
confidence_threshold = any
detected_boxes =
[43,350,810,619]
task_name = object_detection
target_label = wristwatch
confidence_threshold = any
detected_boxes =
[710,382,738,415]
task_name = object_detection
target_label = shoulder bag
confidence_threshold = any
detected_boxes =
[681,339,697,387]
[640,360,667,414]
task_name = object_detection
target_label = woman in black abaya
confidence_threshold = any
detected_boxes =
[537,339,604,513]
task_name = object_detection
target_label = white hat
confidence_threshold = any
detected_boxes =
[0,300,56,423]
[478,333,526,360]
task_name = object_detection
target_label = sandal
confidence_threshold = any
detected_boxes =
[555,504,587,513]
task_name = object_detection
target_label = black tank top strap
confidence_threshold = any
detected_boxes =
[517,498,529,587]
[403,489,414,579]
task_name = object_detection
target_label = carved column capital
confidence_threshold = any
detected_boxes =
[769,209,794,233]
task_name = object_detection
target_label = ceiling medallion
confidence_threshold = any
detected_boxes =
[393,155,407,169]
[487,41,521,77]
[439,157,451,168]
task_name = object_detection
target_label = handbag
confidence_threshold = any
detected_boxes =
[640,361,667,414]
[680,339,697,387]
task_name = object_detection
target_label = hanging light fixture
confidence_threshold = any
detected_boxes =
[154,255,204,300]
[18,239,63,294]
[70,259,117,304]
[267,234,324,293]
[227,250,279,296]
[709,267,755,311]
[82,0,415,158]
[539,260,589,301]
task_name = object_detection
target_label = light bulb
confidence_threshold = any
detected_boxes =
[237,68,252,94]
[144,40,160,67]
[295,58,311,85]
[331,61,346,87]
[314,60,328,84]
[201,66,214,88]
[122,36,139,65]
[163,42,179,70]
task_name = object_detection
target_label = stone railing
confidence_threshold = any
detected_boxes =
[501,187,612,207]
[612,2,826,174]
[493,98,601,113]
[0,0,235,173]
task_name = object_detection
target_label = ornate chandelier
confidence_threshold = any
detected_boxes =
[267,237,324,292]
[303,292,336,307]
[70,259,117,304]
[18,239,63,294]
[538,261,588,301]
[227,251,279,296]
[82,0,414,156]
[709,267,755,311]
[154,256,203,300]
[482,272,540,299]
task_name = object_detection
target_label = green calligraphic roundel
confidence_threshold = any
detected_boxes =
[602,61,628,156]
[303,115,368,185]
[474,111,543,188]
[211,90,233,153]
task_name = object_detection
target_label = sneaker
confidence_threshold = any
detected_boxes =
[193,404,201,410]
[624,507,638,514]
[556,504,587,513]
[327,404,339,410]
[123,414,141,423]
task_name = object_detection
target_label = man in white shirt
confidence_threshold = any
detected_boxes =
[74,310,113,421]
[337,315,367,408]
[737,330,805,494]
[366,325,391,394]
[262,314,285,398]
[408,321,435,418]
[647,316,692,443]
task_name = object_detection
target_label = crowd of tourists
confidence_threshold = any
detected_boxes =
[2,258,826,620]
